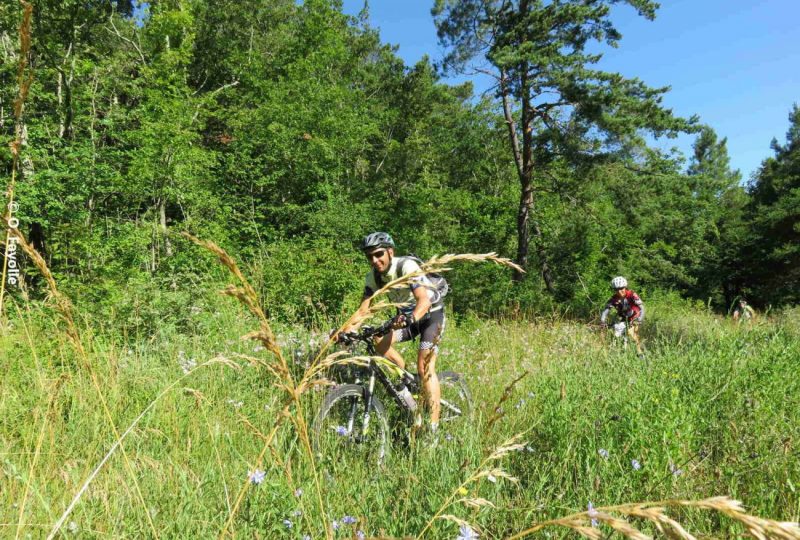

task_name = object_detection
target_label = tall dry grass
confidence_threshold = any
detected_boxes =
[3,220,799,540]
[180,233,526,538]
[0,0,33,316]
[508,496,800,540]
[4,227,159,539]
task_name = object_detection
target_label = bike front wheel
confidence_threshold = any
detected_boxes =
[313,384,390,466]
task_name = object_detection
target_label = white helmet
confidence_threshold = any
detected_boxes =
[611,276,628,289]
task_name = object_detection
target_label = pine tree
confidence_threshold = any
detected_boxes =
[745,105,800,304]
[432,0,696,291]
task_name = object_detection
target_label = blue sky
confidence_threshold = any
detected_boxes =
[342,0,800,181]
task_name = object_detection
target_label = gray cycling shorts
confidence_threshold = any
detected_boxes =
[393,309,446,353]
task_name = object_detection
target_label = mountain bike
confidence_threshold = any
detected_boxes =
[313,318,472,464]
[607,319,630,349]
[601,316,645,357]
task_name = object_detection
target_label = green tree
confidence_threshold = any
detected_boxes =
[432,0,696,291]
[686,126,746,306]
[745,105,800,304]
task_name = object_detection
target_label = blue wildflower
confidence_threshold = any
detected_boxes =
[335,425,348,436]
[588,501,599,527]
[283,519,292,529]
[631,459,641,471]
[598,448,609,459]
[456,523,479,540]
[248,469,266,484]
[341,515,357,525]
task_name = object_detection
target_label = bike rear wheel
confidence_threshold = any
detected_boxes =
[313,384,390,465]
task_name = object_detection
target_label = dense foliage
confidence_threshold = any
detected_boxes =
[0,0,796,325]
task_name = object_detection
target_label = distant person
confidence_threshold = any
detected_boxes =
[732,299,756,323]
[600,276,645,356]
[342,232,445,432]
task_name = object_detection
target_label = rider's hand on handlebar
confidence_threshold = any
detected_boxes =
[330,329,352,344]
[392,313,416,330]
[391,315,406,330]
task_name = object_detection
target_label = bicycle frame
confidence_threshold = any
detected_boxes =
[339,322,421,422]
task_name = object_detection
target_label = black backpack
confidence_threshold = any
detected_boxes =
[373,255,450,305]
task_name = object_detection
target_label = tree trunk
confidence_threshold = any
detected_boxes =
[57,68,64,137]
[150,215,157,273]
[531,218,555,292]
[56,43,74,139]
[500,65,556,292]
[159,197,172,256]
[514,180,532,281]
[499,73,526,282]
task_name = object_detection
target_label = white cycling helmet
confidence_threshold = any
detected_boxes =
[611,276,628,289]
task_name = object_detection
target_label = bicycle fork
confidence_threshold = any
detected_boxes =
[359,371,377,436]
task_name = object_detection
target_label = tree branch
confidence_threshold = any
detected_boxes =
[107,15,146,65]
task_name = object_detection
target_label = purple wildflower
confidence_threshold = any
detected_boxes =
[631,459,641,471]
[598,448,609,459]
[341,515,357,525]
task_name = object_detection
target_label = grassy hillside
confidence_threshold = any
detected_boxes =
[1,294,798,538]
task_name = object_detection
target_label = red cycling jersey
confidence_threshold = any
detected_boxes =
[601,290,644,323]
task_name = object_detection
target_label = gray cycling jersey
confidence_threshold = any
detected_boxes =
[363,256,440,315]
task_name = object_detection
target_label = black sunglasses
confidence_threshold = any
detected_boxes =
[366,250,387,259]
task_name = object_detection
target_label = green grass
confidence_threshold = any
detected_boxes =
[1,297,798,539]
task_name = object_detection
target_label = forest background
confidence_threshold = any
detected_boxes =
[1,0,798,330]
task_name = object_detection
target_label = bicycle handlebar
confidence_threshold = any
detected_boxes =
[337,318,396,345]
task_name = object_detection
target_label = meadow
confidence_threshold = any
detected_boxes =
[2,265,798,540]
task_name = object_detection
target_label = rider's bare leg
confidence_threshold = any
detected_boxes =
[628,324,644,355]
[375,332,405,370]
[418,347,440,426]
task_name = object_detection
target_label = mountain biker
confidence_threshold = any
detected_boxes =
[342,232,445,432]
[732,299,756,322]
[600,276,645,356]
